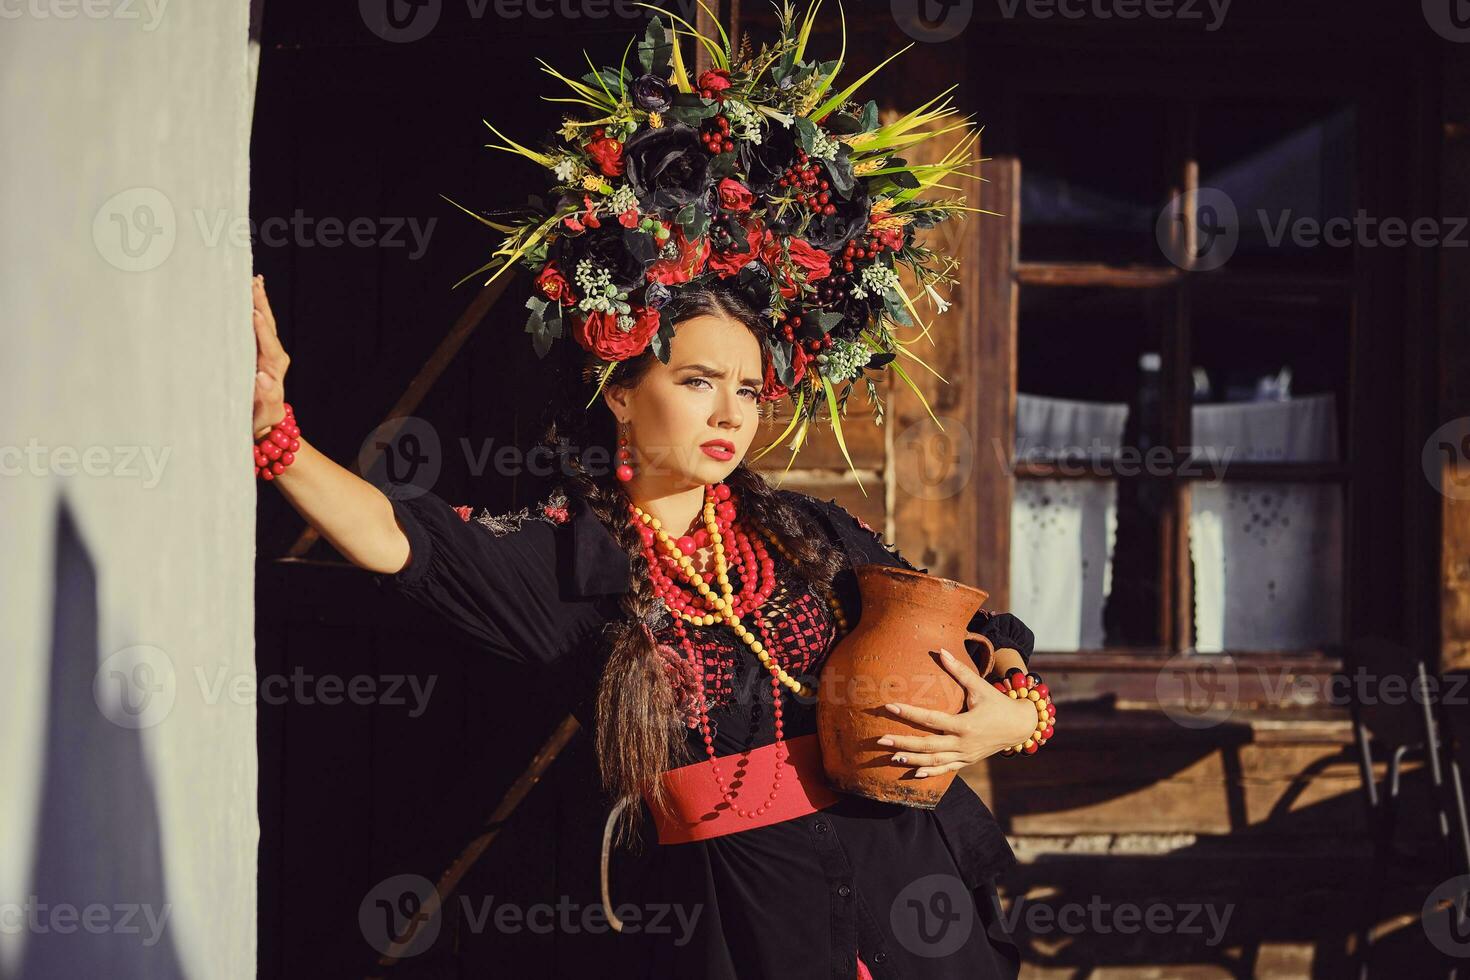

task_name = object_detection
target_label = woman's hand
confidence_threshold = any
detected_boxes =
[252,274,291,439]
[875,648,1038,778]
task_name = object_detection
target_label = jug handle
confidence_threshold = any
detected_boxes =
[964,632,996,678]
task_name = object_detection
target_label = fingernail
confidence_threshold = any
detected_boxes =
[940,649,954,659]
[914,770,928,778]
[876,736,894,747]
[884,703,899,713]
[892,754,905,763]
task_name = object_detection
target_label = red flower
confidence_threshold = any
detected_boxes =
[645,226,711,285]
[708,221,768,278]
[785,237,832,280]
[716,178,755,213]
[587,137,625,177]
[759,345,809,402]
[452,504,473,522]
[572,306,662,361]
[697,69,732,98]
[763,235,831,300]
[535,261,575,306]
[618,207,640,229]
[873,225,904,253]
[542,503,570,524]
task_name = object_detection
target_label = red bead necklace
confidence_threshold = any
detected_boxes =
[628,483,847,820]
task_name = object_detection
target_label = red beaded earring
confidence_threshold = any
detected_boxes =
[615,421,635,482]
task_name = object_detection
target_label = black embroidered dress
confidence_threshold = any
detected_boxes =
[374,486,1034,980]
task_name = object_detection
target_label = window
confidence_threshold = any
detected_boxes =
[1008,95,1355,655]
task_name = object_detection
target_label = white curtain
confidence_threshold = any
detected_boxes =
[1189,393,1343,652]
[1010,394,1130,651]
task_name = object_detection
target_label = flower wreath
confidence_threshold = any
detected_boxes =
[452,0,980,480]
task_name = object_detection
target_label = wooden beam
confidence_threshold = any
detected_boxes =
[285,273,517,558]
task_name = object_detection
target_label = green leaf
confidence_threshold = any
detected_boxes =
[771,339,794,386]
[858,99,879,132]
[813,310,844,335]
[649,311,676,363]
[707,150,738,180]
[794,116,820,155]
[676,202,709,239]
[820,374,866,495]
[638,17,671,75]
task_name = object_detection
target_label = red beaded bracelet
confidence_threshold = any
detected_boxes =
[254,402,301,481]
[993,667,1055,757]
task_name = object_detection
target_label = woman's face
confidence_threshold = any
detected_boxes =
[604,313,765,491]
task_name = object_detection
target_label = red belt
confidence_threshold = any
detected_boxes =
[646,733,840,844]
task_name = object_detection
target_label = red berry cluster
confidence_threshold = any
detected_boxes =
[775,311,834,354]
[700,115,734,154]
[777,150,836,216]
[838,231,898,274]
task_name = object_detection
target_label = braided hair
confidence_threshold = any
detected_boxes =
[539,283,846,849]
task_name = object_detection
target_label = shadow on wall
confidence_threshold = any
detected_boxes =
[10,494,185,980]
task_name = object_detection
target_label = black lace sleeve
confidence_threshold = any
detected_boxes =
[371,488,567,667]
[785,492,1033,670]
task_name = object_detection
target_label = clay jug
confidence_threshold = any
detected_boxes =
[817,565,996,808]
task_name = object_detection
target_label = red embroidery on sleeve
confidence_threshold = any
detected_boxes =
[452,504,473,522]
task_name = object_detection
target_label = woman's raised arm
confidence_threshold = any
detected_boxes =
[251,274,410,576]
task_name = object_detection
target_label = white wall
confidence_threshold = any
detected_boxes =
[0,2,259,977]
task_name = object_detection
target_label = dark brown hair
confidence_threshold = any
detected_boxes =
[541,284,845,849]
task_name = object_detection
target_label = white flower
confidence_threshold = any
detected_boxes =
[849,263,901,300]
[923,282,952,315]
[553,157,580,182]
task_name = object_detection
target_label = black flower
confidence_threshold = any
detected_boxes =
[805,183,871,252]
[631,73,673,113]
[623,123,710,211]
[739,120,799,193]
[553,222,653,291]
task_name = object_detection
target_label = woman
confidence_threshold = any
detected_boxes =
[251,275,1045,978]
